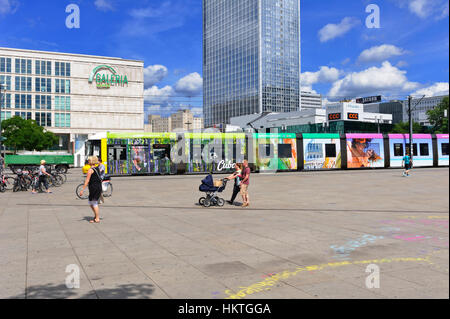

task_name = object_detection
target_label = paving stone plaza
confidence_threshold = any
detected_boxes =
[0,168,448,299]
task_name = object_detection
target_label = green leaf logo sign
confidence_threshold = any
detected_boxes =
[88,65,129,89]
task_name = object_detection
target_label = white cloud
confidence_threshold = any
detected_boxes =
[409,0,432,18]
[412,82,449,97]
[302,66,341,87]
[318,17,360,43]
[144,85,174,103]
[174,72,203,96]
[328,61,419,98]
[190,107,203,117]
[396,0,448,19]
[396,60,409,68]
[94,0,114,11]
[358,44,407,63]
[0,0,18,15]
[143,65,168,88]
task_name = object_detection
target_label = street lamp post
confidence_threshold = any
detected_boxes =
[408,95,426,162]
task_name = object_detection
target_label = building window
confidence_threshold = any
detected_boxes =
[55,62,71,77]
[55,113,70,127]
[3,93,12,108]
[0,57,12,73]
[35,112,52,127]
[35,60,52,76]
[0,75,11,90]
[15,59,32,74]
[14,76,32,91]
[55,79,70,94]
[35,78,52,93]
[1,111,12,121]
[15,111,32,120]
[14,94,32,109]
[35,95,51,110]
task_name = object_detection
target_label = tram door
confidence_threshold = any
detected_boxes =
[152,144,171,174]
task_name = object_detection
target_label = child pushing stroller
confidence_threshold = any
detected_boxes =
[198,174,228,207]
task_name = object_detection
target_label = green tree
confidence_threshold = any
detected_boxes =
[0,116,58,153]
[426,96,449,133]
[391,121,424,134]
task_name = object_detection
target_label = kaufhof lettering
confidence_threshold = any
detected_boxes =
[88,65,128,89]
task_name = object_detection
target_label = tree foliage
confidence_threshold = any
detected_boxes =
[391,121,424,134]
[0,116,59,153]
[426,96,449,133]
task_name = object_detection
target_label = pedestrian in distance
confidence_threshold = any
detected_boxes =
[98,158,106,180]
[240,159,251,207]
[402,151,412,177]
[226,163,242,206]
[31,160,52,194]
[80,156,103,223]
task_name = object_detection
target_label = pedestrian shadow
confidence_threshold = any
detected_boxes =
[8,283,156,299]
[81,216,103,222]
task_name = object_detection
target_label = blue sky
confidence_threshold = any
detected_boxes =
[0,0,448,121]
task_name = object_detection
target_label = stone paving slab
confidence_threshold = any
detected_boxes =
[0,167,448,299]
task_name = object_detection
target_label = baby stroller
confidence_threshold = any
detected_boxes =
[198,174,228,207]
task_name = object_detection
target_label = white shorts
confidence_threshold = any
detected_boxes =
[88,200,98,207]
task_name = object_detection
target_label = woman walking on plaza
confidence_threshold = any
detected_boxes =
[80,156,102,223]
[226,163,242,205]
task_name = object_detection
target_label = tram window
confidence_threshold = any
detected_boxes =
[325,144,336,158]
[394,143,404,156]
[442,143,449,156]
[108,146,127,161]
[278,144,292,158]
[405,144,418,156]
[419,143,429,156]
[153,144,170,160]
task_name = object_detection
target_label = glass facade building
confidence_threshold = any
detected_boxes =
[203,0,301,127]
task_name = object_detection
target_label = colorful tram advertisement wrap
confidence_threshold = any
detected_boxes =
[302,134,341,170]
[346,133,385,168]
[84,132,449,175]
[437,134,449,166]
[252,133,297,172]
[388,134,433,167]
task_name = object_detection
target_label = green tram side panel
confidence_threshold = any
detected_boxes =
[5,154,74,166]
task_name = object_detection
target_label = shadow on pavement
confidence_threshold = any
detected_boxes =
[9,283,156,299]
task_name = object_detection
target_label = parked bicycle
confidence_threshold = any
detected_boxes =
[76,175,112,199]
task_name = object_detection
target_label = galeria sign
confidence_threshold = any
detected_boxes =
[217,160,236,171]
[88,65,128,89]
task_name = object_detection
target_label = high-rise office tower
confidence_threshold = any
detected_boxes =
[203,0,301,127]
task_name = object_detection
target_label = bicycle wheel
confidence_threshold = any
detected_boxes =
[4,176,15,190]
[103,183,113,197]
[198,197,206,205]
[0,184,5,193]
[55,174,64,186]
[76,184,89,199]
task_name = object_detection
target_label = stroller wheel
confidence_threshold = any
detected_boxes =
[198,197,206,205]
[203,198,211,207]
[217,198,225,207]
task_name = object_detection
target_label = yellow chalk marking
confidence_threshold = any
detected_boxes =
[224,255,435,299]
